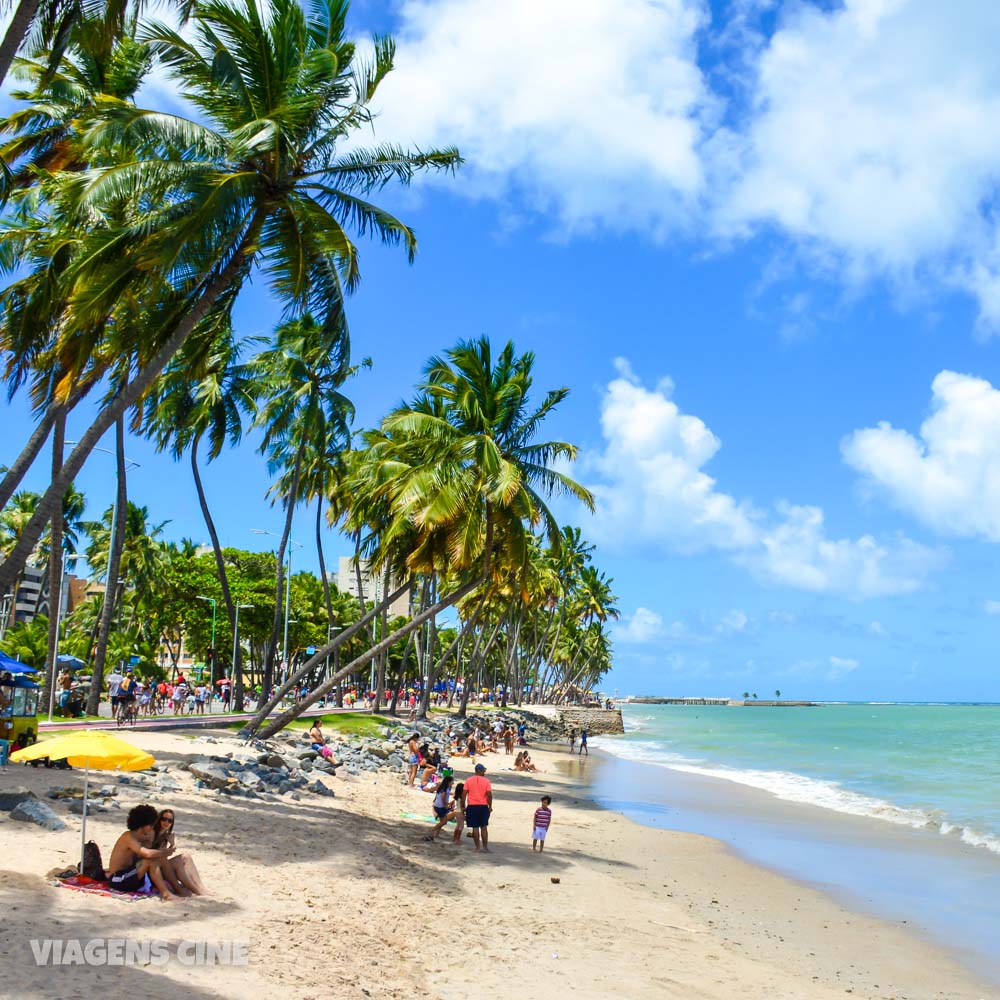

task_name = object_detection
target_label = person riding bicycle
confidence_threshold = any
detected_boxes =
[118,669,138,717]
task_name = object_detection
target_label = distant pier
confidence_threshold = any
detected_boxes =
[627,697,817,707]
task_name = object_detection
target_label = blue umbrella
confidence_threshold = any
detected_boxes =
[57,653,86,667]
[0,650,39,674]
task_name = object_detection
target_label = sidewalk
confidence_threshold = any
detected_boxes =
[38,703,365,733]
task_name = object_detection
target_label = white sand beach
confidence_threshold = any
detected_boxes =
[0,729,993,1000]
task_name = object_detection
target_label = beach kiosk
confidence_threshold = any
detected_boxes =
[0,668,41,762]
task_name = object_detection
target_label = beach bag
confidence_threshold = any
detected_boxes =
[81,840,105,880]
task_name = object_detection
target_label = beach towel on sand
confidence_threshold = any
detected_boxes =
[399,811,436,823]
[53,874,155,902]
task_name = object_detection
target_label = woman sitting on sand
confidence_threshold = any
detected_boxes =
[521,753,542,773]
[513,751,526,771]
[308,721,338,763]
[153,809,207,896]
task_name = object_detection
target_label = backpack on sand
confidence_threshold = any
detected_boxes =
[81,840,105,880]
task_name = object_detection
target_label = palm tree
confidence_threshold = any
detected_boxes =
[0,0,139,93]
[252,336,594,737]
[0,490,41,636]
[0,0,461,598]
[143,328,258,698]
[82,494,167,713]
[0,612,49,666]
[250,312,361,697]
[0,11,154,516]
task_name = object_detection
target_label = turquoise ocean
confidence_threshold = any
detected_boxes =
[597,702,1000,853]
[586,702,1000,979]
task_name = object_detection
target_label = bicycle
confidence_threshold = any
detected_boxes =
[117,698,139,727]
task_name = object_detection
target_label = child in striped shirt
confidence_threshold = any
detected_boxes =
[532,795,553,852]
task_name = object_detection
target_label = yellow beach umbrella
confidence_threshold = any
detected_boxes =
[12,731,155,869]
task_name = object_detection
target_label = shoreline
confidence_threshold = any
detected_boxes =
[0,727,995,998]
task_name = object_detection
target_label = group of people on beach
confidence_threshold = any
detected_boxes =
[107,805,206,901]
[419,762,555,855]
[392,717,556,854]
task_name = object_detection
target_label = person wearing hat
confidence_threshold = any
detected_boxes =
[461,763,493,853]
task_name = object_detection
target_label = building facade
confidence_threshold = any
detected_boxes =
[337,556,411,619]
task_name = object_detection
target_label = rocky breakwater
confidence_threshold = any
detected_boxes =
[555,707,625,736]
[236,709,568,779]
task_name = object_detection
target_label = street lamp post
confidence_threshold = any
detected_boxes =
[196,596,217,687]
[250,528,302,677]
[49,552,84,722]
[231,603,254,712]
[283,618,299,685]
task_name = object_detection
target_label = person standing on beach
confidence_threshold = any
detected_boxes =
[532,796,553,852]
[579,729,588,756]
[406,732,421,786]
[462,763,493,853]
[568,728,576,753]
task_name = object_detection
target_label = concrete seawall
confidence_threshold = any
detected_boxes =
[554,707,625,735]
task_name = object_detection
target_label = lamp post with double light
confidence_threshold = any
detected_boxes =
[196,595,217,687]
[250,528,302,678]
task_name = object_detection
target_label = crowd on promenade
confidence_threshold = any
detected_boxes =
[51,664,539,720]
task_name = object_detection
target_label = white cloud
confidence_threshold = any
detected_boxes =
[366,0,1000,326]
[588,359,759,553]
[718,609,750,633]
[843,371,1000,540]
[869,620,888,637]
[740,501,942,597]
[369,0,709,234]
[828,655,860,679]
[786,654,860,680]
[587,363,943,596]
[769,609,797,624]
[720,2,1000,273]
[984,600,1000,616]
[614,606,665,644]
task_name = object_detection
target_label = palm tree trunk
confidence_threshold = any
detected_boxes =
[264,438,306,699]
[43,410,66,710]
[0,211,266,598]
[86,416,127,716]
[0,406,57,515]
[387,633,413,716]
[373,563,389,711]
[315,497,334,651]
[421,608,480,717]
[190,432,236,666]
[0,379,95,514]
[258,571,488,738]
[457,607,506,717]
[245,578,412,732]
[0,0,40,89]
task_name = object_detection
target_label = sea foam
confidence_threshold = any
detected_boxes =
[591,738,1000,856]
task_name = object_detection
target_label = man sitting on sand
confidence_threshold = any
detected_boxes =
[107,804,178,900]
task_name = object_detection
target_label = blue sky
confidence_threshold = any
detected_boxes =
[7,0,1000,700]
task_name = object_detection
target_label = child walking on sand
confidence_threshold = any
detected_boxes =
[451,781,466,845]
[532,795,553,852]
